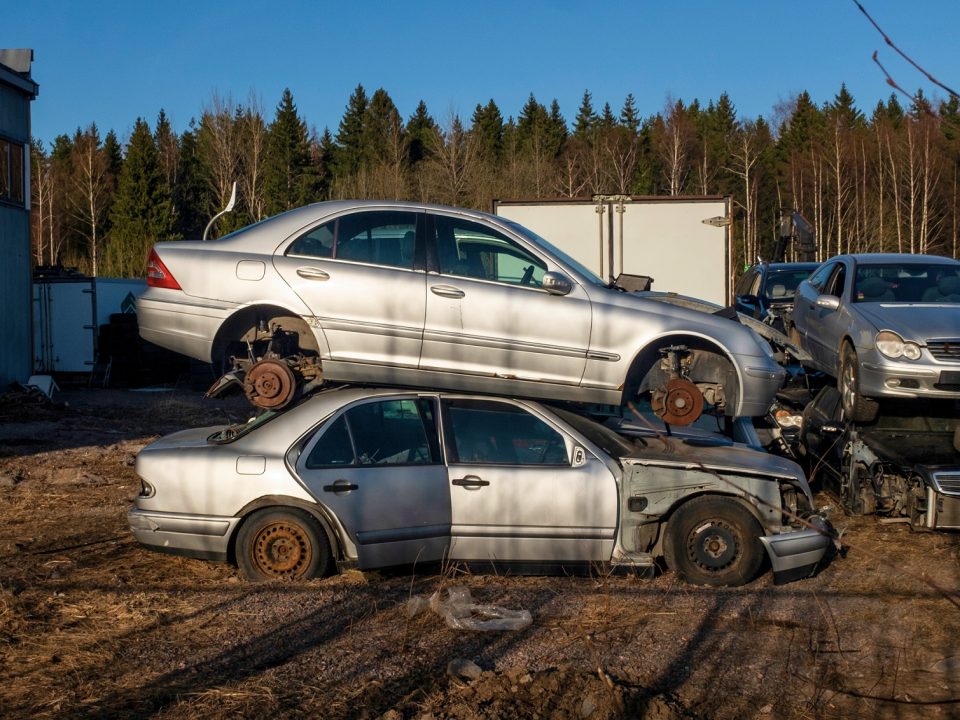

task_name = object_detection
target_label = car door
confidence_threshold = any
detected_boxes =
[272,209,427,369]
[794,262,839,370]
[295,396,450,569]
[802,262,849,373]
[440,397,618,563]
[420,214,593,387]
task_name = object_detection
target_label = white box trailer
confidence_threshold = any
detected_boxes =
[493,196,732,306]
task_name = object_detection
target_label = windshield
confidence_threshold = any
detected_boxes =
[549,406,639,458]
[763,267,816,300]
[208,409,280,444]
[504,220,606,287]
[853,263,960,303]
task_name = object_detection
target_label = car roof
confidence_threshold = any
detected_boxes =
[833,253,960,265]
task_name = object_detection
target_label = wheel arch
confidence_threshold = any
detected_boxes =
[211,304,324,365]
[623,332,742,411]
[229,495,346,566]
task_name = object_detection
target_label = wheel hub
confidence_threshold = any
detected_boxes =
[253,522,311,577]
[244,359,297,409]
[652,378,705,426]
[688,520,740,571]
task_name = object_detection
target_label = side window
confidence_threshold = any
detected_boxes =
[288,211,417,269]
[306,398,439,468]
[825,265,846,298]
[433,216,547,286]
[442,399,568,466]
[734,269,757,297]
[807,263,835,293]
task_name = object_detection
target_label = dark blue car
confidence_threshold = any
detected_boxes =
[734,262,819,329]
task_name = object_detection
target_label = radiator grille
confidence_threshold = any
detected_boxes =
[927,340,960,363]
[933,472,960,497]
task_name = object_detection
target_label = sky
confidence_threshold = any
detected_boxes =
[8,0,960,148]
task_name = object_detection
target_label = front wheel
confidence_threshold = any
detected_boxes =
[236,508,331,581]
[664,496,765,586]
[839,344,878,423]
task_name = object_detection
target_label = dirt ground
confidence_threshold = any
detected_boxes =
[1,386,959,720]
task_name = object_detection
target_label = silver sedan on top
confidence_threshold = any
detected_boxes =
[790,253,960,422]
[128,387,834,586]
[137,201,784,423]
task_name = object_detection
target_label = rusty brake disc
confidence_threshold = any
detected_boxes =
[244,359,297,409]
[651,377,705,426]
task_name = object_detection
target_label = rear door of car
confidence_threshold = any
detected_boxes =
[273,209,427,369]
[439,397,618,564]
[295,395,450,569]
[420,213,593,387]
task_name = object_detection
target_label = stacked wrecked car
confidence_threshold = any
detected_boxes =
[130,200,836,587]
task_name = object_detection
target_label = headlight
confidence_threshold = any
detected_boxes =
[876,331,922,360]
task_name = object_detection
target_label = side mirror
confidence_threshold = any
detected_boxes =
[542,271,573,296]
[815,294,841,311]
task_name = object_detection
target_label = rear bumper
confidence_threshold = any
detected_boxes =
[738,361,787,417]
[759,515,836,584]
[128,508,240,561]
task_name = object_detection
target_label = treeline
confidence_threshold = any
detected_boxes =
[30,83,960,278]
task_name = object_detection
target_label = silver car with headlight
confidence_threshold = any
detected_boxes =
[790,253,960,422]
[137,201,783,423]
[129,387,834,587]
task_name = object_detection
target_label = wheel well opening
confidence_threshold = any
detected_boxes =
[624,336,739,408]
[212,306,319,365]
[228,500,341,568]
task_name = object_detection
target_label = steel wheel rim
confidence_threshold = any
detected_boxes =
[687,519,741,572]
[251,521,312,578]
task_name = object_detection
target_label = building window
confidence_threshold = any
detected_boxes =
[0,138,25,206]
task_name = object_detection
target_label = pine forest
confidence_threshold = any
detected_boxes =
[29,84,960,279]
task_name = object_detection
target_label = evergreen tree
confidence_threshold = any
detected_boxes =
[574,90,597,138]
[154,109,180,228]
[363,88,403,166]
[106,118,174,277]
[470,99,504,162]
[517,93,552,155]
[264,88,313,215]
[103,130,123,179]
[620,94,640,133]
[827,83,865,129]
[175,121,209,238]
[598,102,617,131]
[546,99,568,156]
[335,84,369,175]
[313,127,336,199]
[406,100,437,166]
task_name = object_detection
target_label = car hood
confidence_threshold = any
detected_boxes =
[854,304,960,341]
[621,433,806,484]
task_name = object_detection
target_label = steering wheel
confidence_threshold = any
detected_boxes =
[520,265,535,286]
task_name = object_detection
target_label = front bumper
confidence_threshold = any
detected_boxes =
[858,353,960,400]
[759,514,837,584]
[128,508,240,561]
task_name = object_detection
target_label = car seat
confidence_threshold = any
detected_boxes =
[858,276,895,302]
[921,274,960,302]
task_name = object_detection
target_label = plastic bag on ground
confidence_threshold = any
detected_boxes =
[405,585,532,631]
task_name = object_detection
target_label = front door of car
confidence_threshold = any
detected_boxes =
[295,396,450,570]
[440,397,618,564]
[803,263,849,374]
[420,215,592,388]
[273,209,427,370]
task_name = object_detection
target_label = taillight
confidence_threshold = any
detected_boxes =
[145,248,182,289]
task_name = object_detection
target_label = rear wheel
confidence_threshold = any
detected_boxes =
[664,496,765,586]
[839,344,878,423]
[236,508,331,581]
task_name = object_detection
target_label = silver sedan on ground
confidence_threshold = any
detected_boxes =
[138,201,784,423]
[790,253,960,421]
[129,387,834,587]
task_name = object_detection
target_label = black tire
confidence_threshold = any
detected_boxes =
[236,508,331,581]
[664,496,765,586]
[839,344,878,423]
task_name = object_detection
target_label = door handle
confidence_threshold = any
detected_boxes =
[451,475,489,488]
[322,479,358,493]
[297,267,330,280]
[431,284,465,299]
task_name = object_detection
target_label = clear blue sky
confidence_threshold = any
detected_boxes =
[8,0,960,148]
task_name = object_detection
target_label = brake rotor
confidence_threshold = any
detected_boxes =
[651,377,704,426]
[244,359,297,409]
